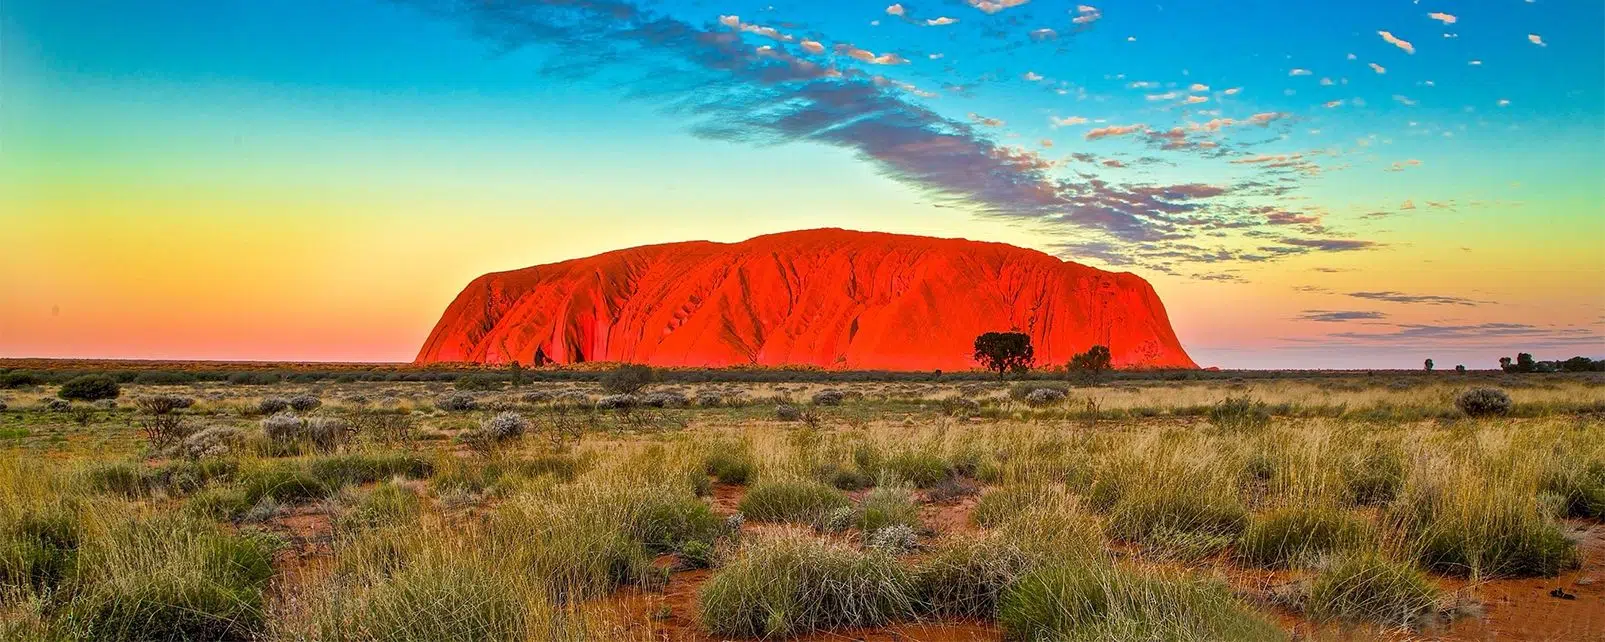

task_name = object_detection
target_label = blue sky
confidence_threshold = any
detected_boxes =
[2,0,1601,367]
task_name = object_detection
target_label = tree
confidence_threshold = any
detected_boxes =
[1424,358,1434,372]
[509,360,525,387]
[1455,364,1466,373]
[972,332,1034,377]
[1516,353,1536,373]
[1499,356,1514,373]
[600,364,656,395]
[1069,345,1113,385]
[1562,356,1597,372]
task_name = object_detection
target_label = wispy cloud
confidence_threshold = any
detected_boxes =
[1347,291,1485,306]
[1378,30,1415,54]
[1298,310,1387,322]
[1085,124,1145,140]
[1428,12,1457,25]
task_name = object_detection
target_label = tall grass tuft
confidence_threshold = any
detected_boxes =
[998,562,1285,642]
[1306,554,1442,628]
[698,532,917,638]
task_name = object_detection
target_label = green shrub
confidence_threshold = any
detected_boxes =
[698,534,916,638]
[998,562,1284,642]
[1237,506,1371,568]
[857,484,921,532]
[57,375,120,402]
[238,465,334,507]
[600,364,655,395]
[0,372,41,388]
[973,485,1058,528]
[1209,395,1271,432]
[1541,460,1605,519]
[57,517,279,641]
[1455,388,1512,417]
[738,479,849,523]
[453,373,503,391]
[1306,555,1442,627]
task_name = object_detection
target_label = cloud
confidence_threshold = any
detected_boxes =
[1298,310,1387,322]
[1183,95,1209,104]
[886,4,905,16]
[1073,5,1102,25]
[1400,199,1416,210]
[1324,99,1344,108]
[1039,139,1054,148]
[1497,98,1510,107]
[1289,68,1312,76]
[1347,291,1483,306]
[1428,12,1457,25]
[1030,28,1057,40]
[1321,323,1600,348]
[927,17,958,26]
[1102,158,1125,168]
[1386,159,1422,172]
[968,112,1006,127]
[1223,87,1241,95]
[1189,83,1209,92]
[1266,211,1322,225]
[1378,30,1415,54]
[718,15,792,42]
[1279,237,1379,252]
[1085,124,1145,140]
[1528,34,1545,46]
[968,0,1029,14]
[1051,115,1088,127]
[835,43,908,65]
[1023,71,1044,81]
[1369,62,1387,74]
[800,40,825,54]
[1393,94,1417,106]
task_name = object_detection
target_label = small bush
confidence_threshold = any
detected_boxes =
[436,393,479,412]
[811,389,846,406]
[1397,482,1580,577]
[1107,474,1249,546]
[973,485,1059,528]
[58,375,120,402]
[865,524,920,554]
[774,404,802,421]
[1024,387,1067,407]
[939,397,980,417]
[177,426,247,460]
[238,465,334,507]
[1237,506,1371,568]
[287,394,322,412]
[256,397,290,414]
[738,479,850,523]
[482,411,529,441]
[1344,445,1407,506]
[1455,388,1512,417]
[1209,395,1271,431]
[698,534,916,638]
[596,394,639,410]
[600,364,656,395]
[998,563,1283,642]
[135,395,194,415]
[0,372,41,388]
[453,373,503,391]
[333,482,422,531]
[260,413,305,442]
[1306,555,1442,628]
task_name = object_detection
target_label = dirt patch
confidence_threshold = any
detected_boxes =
[1433,519,1605,641]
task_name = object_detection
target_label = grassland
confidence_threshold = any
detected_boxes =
[1,367,1602,641]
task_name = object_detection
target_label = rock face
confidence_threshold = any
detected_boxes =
[416,229,1197,370]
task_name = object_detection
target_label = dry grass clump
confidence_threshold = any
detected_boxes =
[1237,505,1372,568]
[737,478,849,523]
[697,532,917,638]
[997,562,1284,642]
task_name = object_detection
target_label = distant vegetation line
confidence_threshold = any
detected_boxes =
[0,358,1599,389]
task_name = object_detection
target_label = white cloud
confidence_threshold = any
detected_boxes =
[1024,71,1044,81]
[1223,87,1242,95]
[1428,12,1457,25]
[967,0,1029,14]
[1189,83,1209,92]
[835,44,909,65]
[1052,115,1089,127]
[1073,5,1102,25]
[927,17,958,26]
[886,4,905,16]
[800,40,825,54]
[1528,34,1545,47]
[1290,68,1313,76]
[1369,62,1387,74]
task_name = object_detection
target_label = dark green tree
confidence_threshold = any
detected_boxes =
[972,332,1035,377]
[1424,358,1434,372]
[1454,364,1466,373]
[1516,353,1536,373]
[1069,345,1114,385]
[58,375,120,401]
[509,360,525,387]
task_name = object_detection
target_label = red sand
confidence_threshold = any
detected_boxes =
[416,229,1196,370]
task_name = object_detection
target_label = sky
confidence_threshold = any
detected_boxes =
[2,0,1602,369]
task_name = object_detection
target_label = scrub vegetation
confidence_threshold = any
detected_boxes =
[0,362,1601,640]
